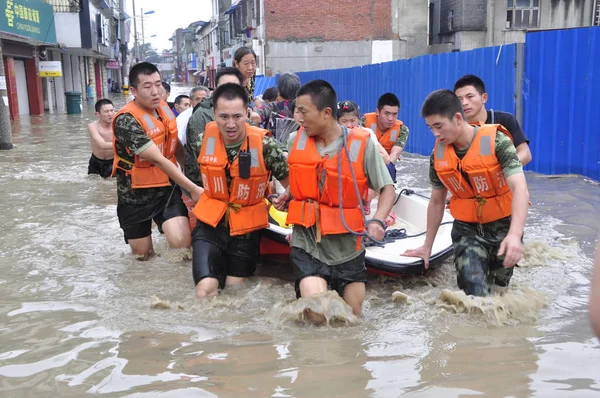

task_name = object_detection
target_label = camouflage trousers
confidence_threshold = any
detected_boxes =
[451,217,516,297]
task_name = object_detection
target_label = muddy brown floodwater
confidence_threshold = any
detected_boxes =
[1,88,599,397]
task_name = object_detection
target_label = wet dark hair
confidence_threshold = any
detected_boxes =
[262,87,278,102]
[95,98,113,112]
[212,83,249,109]
[296,80,337,112]
[336,100,360,119]
[454,74,486,95]
[129,62,159,88]
[277,73,301,100]
[161,81,171,94]
[421,89,465,120]
[215,67,244,86]
[377,93,400,110]
[234,47,257,65]
[174,95,190,105]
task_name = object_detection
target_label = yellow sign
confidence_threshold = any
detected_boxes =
[38,61,62,77]
[39,71,62,77]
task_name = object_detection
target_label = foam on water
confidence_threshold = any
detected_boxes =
[434,286,549,326]
[266,291,360,327]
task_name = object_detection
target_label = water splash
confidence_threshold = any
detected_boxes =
[434,286,548,326]
[266,291,360,327]
[520,240,574,267]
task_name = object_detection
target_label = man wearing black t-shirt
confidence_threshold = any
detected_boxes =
[454,74,532,166]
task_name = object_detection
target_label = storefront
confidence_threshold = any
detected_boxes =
[0,0,56,119]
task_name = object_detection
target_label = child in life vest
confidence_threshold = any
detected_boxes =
[336,100,397,227]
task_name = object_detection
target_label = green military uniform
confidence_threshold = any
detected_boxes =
[184,97,214,186]
[360,116,410,150]
[195,132,289,237]
[195,132,289,190]
[192,129,289,287]
[184,97,260,186]
[114,113,171,205]
[429,128,523,296]
[114,112,189,243]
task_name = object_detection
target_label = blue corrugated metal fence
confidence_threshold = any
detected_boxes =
[255,26,600,180]
[524,27,600,180]
[256,44,516,157]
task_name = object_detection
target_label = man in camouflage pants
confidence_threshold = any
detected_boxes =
[113,63,203,259]
[404,89,529,296]
[191,84,289,298]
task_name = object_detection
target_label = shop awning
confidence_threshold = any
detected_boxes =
[224,0,240,15]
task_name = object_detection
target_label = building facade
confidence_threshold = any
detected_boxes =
[429,0,598,53]
[1,0,56,119]
[193,0,600,75]
[47,0,125,112]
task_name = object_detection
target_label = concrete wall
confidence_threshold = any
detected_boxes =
[265,41,371,73]
[55,13,82,48]
[454,31,487,50]
[392,0,429,59]
[543,0,594,29]
[489,0,594,46]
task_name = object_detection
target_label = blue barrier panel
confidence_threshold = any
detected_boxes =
[256,45,517,156]
[524,27,600,180]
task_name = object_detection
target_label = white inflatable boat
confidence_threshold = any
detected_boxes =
[262,188,455,276]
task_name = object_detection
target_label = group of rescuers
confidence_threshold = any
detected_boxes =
[91,55,531,323]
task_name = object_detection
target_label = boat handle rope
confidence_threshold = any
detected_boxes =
[337,128,387,245]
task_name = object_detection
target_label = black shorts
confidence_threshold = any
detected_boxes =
[88,154,113,178]
[192,221,261,287]
[290,247,367,299]
[117,188,188,243]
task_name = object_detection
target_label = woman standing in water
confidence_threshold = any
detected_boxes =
[233,47,257,100]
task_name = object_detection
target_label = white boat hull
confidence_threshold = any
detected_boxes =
[263,188,455,276]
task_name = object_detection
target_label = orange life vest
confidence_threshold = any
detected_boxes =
[192,122,271,236]
[469,120,514,142]
[433,124,514,224]
[111,100,179,188]
[286,127,369,236]
[363,112,403,153]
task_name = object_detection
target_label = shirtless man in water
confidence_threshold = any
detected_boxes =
[88,99,115,178]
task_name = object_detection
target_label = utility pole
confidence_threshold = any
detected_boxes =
[132,0,139,63]
[119,0,128,84]
[141,8,145,61]
[0,41,13,150]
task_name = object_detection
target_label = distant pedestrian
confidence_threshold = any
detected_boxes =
[252,73,301,144]
[262,87,277,104]
[86,79,94,102]
[87,99,115,178]
[172,95,190,117]
[161,82,173,108]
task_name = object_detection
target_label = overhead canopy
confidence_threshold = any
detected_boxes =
[224,0,241,15]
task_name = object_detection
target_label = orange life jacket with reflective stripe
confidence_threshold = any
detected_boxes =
[286,127,369,236]
[111,100,178,188]
[192,122,271,236]
[469,120,514,142]
[363,112,403,154]
[433,124,513,224]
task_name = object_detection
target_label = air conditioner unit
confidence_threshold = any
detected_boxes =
[505,20,511,29]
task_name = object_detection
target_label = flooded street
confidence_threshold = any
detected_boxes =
[1,88,599,397]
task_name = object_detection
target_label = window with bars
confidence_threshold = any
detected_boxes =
[506,0,539,28]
